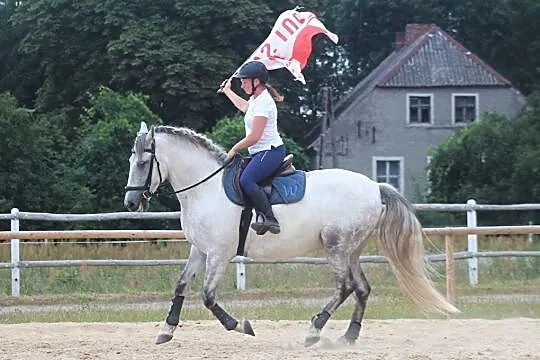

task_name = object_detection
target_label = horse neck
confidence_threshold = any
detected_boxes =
[156,134,223,195]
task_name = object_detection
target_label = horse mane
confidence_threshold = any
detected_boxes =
[154,126,229,164]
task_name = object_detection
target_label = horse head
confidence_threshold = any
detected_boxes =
[124,121,163,212]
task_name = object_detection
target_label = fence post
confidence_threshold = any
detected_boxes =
[467,199,478,286]
[445,234,455,304]
[10,208,21,297]
[236,262,246,290]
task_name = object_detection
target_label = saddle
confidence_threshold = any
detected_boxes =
[222,154,306,206]
[223,154,306,257]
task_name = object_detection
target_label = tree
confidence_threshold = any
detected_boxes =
[434,0,540,95]
[510,92,540,202]
[427,91,540,224]
[71,86,164,214]
[0,1,42,106]
[3,0,539,148]
[0,92,92,218]
[7,0,280,131]
[206,115,311,170]
[428,113,517,204]
[8,0,118,112]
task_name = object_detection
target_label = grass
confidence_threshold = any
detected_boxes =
[0,237,538,296]
[0,235,538,323]
[1,287,538,324]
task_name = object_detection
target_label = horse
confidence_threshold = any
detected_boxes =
[123,122,459,346]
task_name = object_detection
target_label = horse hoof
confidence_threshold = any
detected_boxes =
[155,333,173,345]
[337,335,356,346]
[304,336,320,347]
[243,320,255,336]
[235,319,255,336]
[155,323,177,344]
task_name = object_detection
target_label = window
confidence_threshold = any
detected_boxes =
[407,94,433,124]
[373,157,404,193]
[337,135,348,155]
[453,94,478,123]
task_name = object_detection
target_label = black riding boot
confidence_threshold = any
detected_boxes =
[246,188,280,235]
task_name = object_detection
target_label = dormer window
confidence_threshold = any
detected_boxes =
[407,94,433,125]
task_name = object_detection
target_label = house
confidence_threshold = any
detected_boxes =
[308,23,525,201]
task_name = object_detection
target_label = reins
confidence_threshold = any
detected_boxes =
[167,157,233,196]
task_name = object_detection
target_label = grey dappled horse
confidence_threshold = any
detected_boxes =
[124,122,458,346]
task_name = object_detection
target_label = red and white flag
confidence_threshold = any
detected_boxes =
[234,8,338,84]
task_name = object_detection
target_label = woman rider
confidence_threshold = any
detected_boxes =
[220,61,286,235]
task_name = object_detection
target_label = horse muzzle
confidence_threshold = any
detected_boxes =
[124,191,150,212]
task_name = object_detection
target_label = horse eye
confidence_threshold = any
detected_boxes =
[137,160,147,166]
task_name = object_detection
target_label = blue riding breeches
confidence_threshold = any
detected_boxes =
[239,145,286,193]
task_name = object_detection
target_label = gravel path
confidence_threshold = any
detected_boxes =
[1,319,539,359]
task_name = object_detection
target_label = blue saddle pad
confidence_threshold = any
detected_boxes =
[222,156,306,206]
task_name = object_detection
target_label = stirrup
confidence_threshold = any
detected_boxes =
[251,213,280,235]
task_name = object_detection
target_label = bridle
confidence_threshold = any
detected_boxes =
[124,137,232,200]
[124,139,162,199]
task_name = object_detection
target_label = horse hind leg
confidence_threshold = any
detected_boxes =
[305,229,355,347]
[337,229,374,345]
[338,260,371,345]
[155,245,206,345]
[202,254,255,337]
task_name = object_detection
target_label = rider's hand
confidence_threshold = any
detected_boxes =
[227,147,238,159]
[220,78,232,93]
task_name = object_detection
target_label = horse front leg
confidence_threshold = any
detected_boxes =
[203,254,255,336]
[155,245,206,344]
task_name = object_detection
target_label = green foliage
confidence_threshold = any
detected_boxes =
[427,91,540,224]
[2,1,540,215]
[511,92,540,202]
[4,0,285,130]
[428,112,516,204]
[8,0,117,112]
[0,92,91,219]
[206,115,311,170]
[72,86,162,214]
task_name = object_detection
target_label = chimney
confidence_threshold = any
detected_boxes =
[404,24,435,44]
[393,31,405,49]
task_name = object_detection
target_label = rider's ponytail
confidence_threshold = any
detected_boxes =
[266,84,284,102]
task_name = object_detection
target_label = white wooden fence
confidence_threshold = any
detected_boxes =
[1,200,539,300]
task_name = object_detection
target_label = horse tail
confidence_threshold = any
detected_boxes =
[376,183,459,314]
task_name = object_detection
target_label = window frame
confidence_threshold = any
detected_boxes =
[372,156,405,194]
[406,93,434,125]
[452,93,479,124]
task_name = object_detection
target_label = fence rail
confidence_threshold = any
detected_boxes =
[1,202,539,299]
[0,230,186,240]
[1,225,538,241]
[1,251,539,269]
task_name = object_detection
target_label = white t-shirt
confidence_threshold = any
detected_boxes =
[244,89,284,155]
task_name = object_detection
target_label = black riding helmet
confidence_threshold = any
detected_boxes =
[234,61,268,83]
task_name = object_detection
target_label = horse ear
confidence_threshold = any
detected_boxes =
[138,121,148,135]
